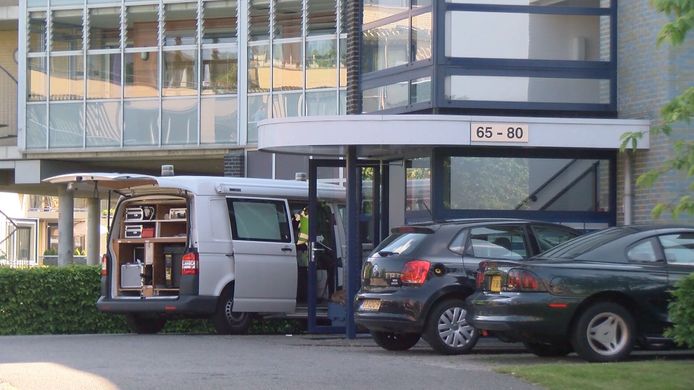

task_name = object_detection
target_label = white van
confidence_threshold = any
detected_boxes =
[46,173,346,334]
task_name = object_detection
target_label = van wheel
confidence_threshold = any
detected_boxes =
[125,314,166,334]
[424,299,479,355]
[213,293,252,335]
[370,331,420,351]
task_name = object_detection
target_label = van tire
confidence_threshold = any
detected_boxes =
[212,293,252,335]
[125,314,166,334]
[370,331,420,351]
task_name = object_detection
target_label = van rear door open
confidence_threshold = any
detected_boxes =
[226,197,297,313]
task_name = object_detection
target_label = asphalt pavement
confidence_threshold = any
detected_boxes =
[0,334,691,390]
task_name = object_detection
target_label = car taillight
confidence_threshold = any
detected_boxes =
[401,260,430,285]
[505,269,545,292]
[181,251,199,276]
[101,254,108,276]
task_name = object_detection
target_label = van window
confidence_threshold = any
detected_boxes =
[227,198,291,242]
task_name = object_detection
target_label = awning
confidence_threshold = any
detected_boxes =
[258,115,650,158]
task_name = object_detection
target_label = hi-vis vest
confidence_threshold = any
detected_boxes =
[296,208,309,245]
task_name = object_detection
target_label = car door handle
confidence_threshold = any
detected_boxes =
[226,253,233,257]
[281,247,293,252]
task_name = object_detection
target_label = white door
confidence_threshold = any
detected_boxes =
[226,197,297,313]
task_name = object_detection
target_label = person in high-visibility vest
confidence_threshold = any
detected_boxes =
[296,207,309,247]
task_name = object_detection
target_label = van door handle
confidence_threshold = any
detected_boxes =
[281,247,293,252]
[226,253,233,257]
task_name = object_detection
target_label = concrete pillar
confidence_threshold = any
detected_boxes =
[58,185,74,266]
[87,197,100,265]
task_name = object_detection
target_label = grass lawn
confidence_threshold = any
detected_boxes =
[496,360,694,390]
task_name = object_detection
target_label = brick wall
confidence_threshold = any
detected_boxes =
[617,0,694,224]
[224,150,245,177]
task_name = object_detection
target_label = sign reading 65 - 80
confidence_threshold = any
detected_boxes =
[470,123,529,143]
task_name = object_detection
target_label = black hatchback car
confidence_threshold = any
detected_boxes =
[467,225,694,362]
[354,219,580,354]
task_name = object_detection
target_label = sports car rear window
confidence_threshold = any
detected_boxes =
[539,228,629,259]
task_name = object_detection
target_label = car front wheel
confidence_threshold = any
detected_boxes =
[424,299,479,355]
[571,302,635,362]
[370,331,420,351]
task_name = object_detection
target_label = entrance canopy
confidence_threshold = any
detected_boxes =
[258,115,650,158]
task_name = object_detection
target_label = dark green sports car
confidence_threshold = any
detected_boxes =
[466,225,694,362]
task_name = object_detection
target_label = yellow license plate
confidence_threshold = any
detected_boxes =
[361,299,381,311]
[490,275,501,293]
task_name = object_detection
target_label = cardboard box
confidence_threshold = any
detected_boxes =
[142,285,154,297]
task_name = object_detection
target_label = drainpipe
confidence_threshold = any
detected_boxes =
[624,151,633,225]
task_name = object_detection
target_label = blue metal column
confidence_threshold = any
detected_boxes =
[345,146,361,339]
[307,159,318,332]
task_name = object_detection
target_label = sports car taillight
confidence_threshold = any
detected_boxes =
[505,269,546,292]
[400,260,430,285]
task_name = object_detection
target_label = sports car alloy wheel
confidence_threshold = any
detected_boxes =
[572,302,635,362]
[586,312,629,355]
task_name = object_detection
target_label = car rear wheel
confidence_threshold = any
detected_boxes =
[212,292,252,335]
[571,302,635,362]
[424,299,479,355]
[125,314,167,334]
[370,331,420,351]
[523,340,573,357]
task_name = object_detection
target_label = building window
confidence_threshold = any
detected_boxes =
[442,156,610,212]
[446,75,610,104]
[51,9,83,51]
[445,12,610,61]
[89,7,120,50]
[203,0,238,44]
[125,4,158,48]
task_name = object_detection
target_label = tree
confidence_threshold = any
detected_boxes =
[621,0,694,218]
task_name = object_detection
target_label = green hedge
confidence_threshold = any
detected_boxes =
[665,272,694,348]
[0,265,127,335]
[0,265,302,335]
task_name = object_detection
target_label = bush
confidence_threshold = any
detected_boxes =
[0,265,127,335]
[665,272,694,348]
[0,265,305,335]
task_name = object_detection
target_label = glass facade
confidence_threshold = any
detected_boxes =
[361,0,615,114]
[23,0,347,151]
[361,1,433,113]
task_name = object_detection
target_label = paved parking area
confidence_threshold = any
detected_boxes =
[0,334,691,390]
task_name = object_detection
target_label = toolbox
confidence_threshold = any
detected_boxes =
[126,206,155,221]
[125,225,143,238]
[169,208,186,220]
[121,262,143,289]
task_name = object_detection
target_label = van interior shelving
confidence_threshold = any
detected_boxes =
[113,196,188,298]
